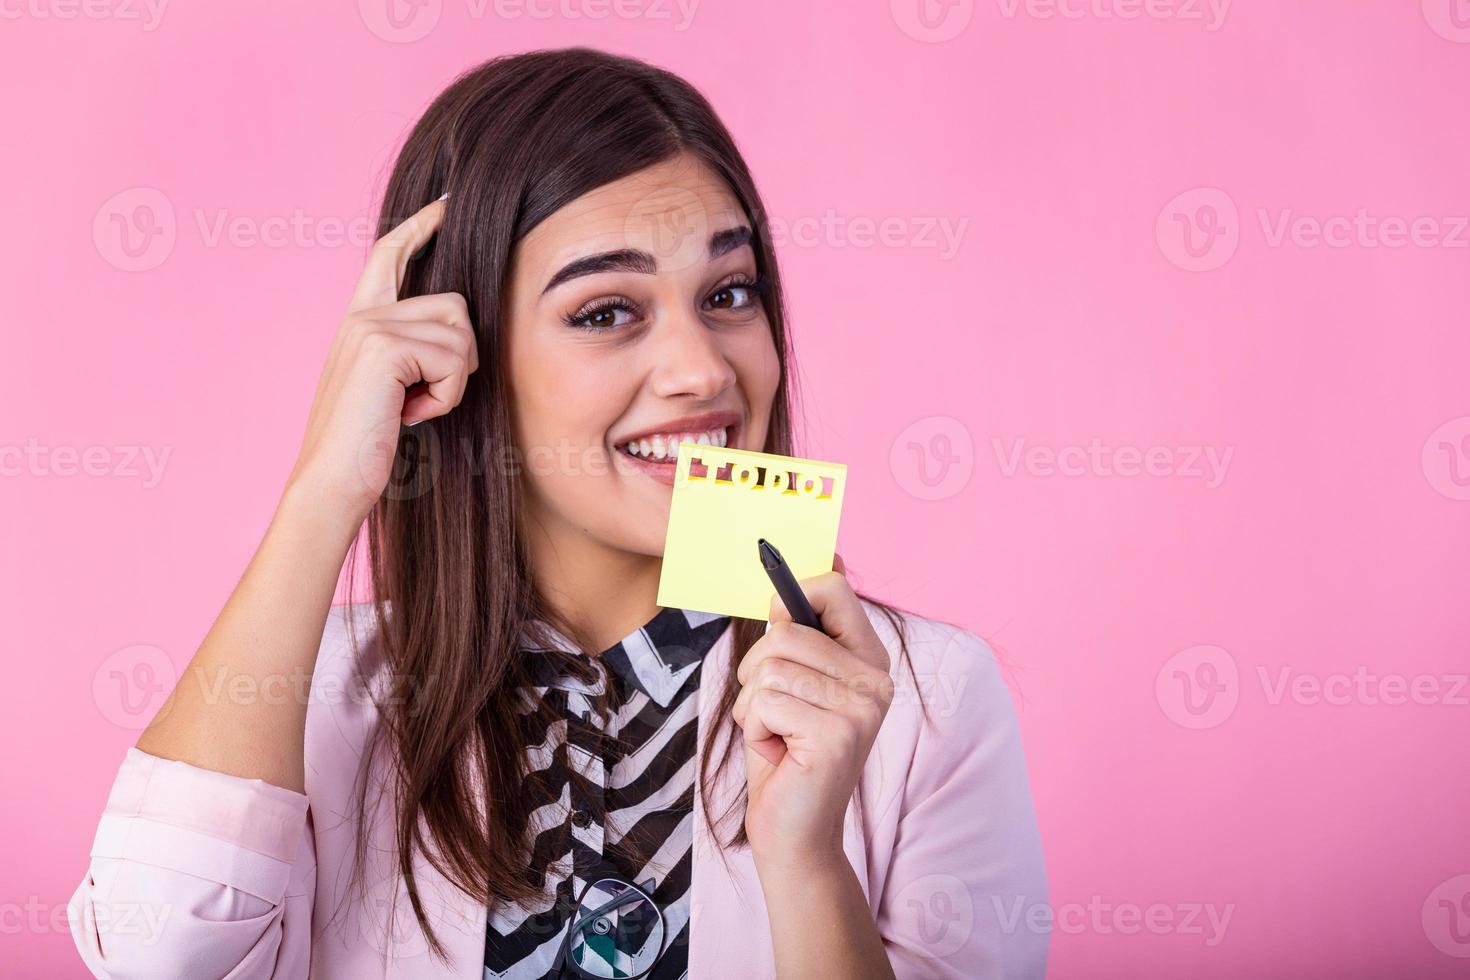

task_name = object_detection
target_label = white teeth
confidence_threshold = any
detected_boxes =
[622,426,730,461]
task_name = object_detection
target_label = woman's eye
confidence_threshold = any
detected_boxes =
[706,284,753,310]
[567,300,638,332]
[584,307,628,328]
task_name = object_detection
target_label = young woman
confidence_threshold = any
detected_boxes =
[68,47,1049,980]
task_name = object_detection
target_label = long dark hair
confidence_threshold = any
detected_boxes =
[344,46,918,959]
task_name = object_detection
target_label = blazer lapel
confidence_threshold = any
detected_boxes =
[355,738,486,979]
[690,625,871,978]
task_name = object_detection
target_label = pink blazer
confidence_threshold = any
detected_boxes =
[69,600,1050,978]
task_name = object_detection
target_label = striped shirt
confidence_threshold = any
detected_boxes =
[484,606,732,980]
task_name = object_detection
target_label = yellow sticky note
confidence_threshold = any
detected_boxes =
[657,443,847,620]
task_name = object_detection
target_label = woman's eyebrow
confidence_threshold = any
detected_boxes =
[708,224,752,259]
[540,224,753,296]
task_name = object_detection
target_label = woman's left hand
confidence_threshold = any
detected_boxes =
[733,553,895,868]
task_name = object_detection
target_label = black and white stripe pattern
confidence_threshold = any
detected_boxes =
[484,606,731,980]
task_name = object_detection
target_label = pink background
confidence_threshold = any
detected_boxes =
[4,1,1469,976]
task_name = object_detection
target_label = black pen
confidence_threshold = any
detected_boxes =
[757,538,826,633]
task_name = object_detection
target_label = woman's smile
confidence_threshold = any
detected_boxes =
[611,412,743,487]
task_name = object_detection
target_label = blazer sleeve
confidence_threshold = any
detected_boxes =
[876,628,1051,979]
[68,747,316,980]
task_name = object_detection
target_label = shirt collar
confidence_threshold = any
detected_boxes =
[524,606,731,708]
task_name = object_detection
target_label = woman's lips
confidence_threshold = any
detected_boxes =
[617,449,680,486]
[614,423,738,487]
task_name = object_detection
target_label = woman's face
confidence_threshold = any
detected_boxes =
[503,152,781,560]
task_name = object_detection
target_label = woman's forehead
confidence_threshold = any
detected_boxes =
[519,155,748,282]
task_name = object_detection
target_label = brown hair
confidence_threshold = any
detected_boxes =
[345,46,919,959]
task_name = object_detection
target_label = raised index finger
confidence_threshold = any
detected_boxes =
[348,197,446,313]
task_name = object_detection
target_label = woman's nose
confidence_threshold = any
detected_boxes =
[648,309,737,399]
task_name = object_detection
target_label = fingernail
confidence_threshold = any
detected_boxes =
[407,419,423,428]
[436,192,449,201]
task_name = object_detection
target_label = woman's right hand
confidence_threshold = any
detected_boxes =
[285,198,479,522]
